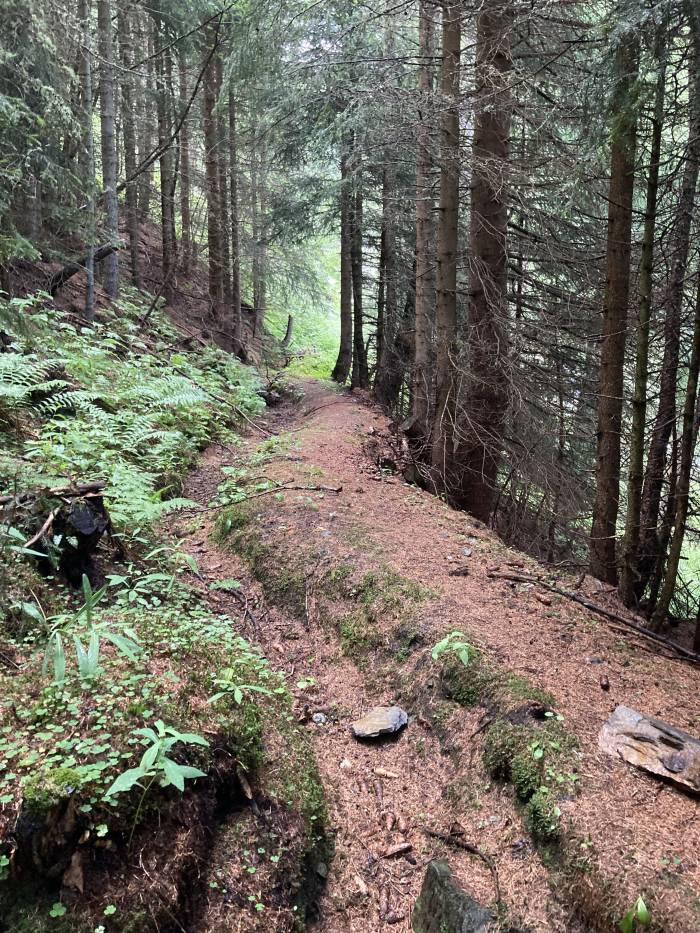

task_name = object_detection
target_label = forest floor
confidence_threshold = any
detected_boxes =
[174,377,700,933]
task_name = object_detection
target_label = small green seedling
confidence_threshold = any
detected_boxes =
[619,896,651,932]
[431,631,474,666]
[105,720,209,797]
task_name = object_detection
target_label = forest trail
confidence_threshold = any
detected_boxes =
[176,378,700,932]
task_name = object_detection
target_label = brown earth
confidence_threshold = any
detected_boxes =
[175,377,700,933]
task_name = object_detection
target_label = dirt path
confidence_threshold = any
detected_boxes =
[177,378,700,932]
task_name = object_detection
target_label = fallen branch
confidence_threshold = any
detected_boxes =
[421,827,501,904]
[486,571,700,665]
[23,509,58,549]
[0,481,106,507]
[183,481,343,514]
[48,245,120,296]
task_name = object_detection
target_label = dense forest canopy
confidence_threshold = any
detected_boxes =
[2,0,700,926]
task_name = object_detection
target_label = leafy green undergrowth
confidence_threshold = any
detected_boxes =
[0,291,328,928]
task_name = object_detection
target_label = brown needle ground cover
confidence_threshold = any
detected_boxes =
[174,378,700,932]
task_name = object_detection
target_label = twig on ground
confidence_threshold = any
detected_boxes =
[0,481,106,507]
[23,509,58,549]
[421,827,501,904]
[182,482,342,514]
[486,570,700,665]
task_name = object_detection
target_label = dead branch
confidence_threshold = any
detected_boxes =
[0,481,106,507]
[421,827,501,904]
[183,482,342,514]
[23,509,58,548]
[48,245,120,296]
[486,570,700,665]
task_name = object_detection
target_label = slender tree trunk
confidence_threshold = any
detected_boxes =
[251,123,261,336]
[79,0,95,321]
[178,56,192,275]
[118,0,140,288]
[589,34,639,583]
[332,141,353,383]
[98,0,119,298]
[202,49,224,323]
[154,18,177,303]
[410,0,436,452]
[215,56,232,322]
[651,271,700,629]
[429,0,461,489]
[350,147,369,389]
[455,0,513,521]
[138,18,156,221]
[374,157,398,407]
[229,87,243,354]
[637,33,700,597]
[619,27,667,606]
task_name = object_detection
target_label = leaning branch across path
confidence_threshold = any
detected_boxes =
[183,481,343,515]
[486,570,700,665]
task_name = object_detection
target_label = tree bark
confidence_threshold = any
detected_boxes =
[202,47,224,323]
[332,140,353,383]
[374,156,399,408]
[429,0,461,488]
[589,34,639,583]
[651,270,700,629]
[215,56,232,320]
[118,0,140,288]
[455,0,513,522]
[636,29,700,598]
[410,0,436,453]
[97,0,119,298]
[78,0,95,321]
[229,87,243,354]
[619,27,667,606]
[154,17,177,304]
[178,56,192,275]
[350,145,369,389]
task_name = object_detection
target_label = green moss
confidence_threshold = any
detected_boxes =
[338,609,382,657]
[439,654,498,707]
[502,674,555,707]
[510,750,541,800]
[525,787,561,840]
[22,766,82,815]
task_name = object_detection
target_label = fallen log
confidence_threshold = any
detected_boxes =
[486,570,700,665]
[48,245,120,296]
[0,481,106,507]
[599,705,700,794]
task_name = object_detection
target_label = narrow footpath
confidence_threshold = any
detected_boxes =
[176,378,700,933]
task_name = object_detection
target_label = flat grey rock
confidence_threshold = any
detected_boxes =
[350,706,408,739]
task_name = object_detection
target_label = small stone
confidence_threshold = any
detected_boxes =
[316,862,328,878]
[312,712,327,725]
[412,860,496,933]
[350,706,408,740]
[339,758,354,771]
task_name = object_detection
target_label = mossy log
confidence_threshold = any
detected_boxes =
[599,705,700,793]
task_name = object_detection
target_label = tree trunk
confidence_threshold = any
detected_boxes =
[178,56,192,275]
[97,0,119,298]
[651,271,700,629]
[78,0,95,321]
[215,56,232,323]
[429,0,461,488]
[138,17,156,221]
[619,27,667,606]
[636,30,700,598]
[589,34,639,584]
[202,49,224,324]
[154,18,177,303]
[332,141,353,383]
[350,147,369,389]
[374,157,399,408]
[455,0,513,522]
[229,87,243,354]
[410,0,436,453]
[118,0,140,288]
